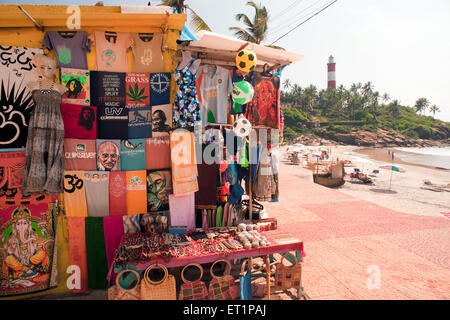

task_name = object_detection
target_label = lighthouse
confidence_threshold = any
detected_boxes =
[327,55,336,89]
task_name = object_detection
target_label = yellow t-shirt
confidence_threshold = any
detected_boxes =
[63,170,87,217]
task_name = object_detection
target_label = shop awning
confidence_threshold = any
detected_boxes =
[178,31,303,68]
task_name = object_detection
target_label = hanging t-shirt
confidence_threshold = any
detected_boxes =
[126,170,147,215]
[96,139,121,171]
[150,72,171,106]
[120,139,146,171]
[63,170,88,217]
[230,67,253,114]
[90,71,129,139]
[90,31,132,72]
[84,171,109,217]
[128,106,152,139]
[43,31,90,69]
[196,65,232,126]
[130,33,164,73]
[109,171,127,216]
[60,68,91,105]
[147,169,172,212]
[64,139,97,170]
[61,104,97,139]
[145,136,171,170]
[245,73,280,128]
[125,73,150,107]
[151,104,172,137]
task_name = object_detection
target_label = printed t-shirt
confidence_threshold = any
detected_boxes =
[90,31,132,72]
[96,139,121,171]
[150,72,171,106]
[90,71,128,139]
[84,171,109,217]
[147,169,172,212]
[131,33,164,73]
[60,68,91,105]
[64,139,97,170]
[43,31,90,69]
[145,136,171,170]
[245,73,280,128]
[128,106,152,139]
[63,170,88,217]
[126,73,150,107]
[196,65,232,126]
[126,170,147,215]
[229,68,253,114]
[151,104,172,137]
[61,103,97,139]
[120,139,146,171]
[108,171,127,216]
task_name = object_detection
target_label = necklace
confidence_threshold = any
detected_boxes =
[39,80,55,95]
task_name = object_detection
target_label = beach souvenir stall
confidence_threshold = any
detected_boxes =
[0,4,304,300]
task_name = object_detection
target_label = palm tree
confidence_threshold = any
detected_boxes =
[429,104,440,116]
[160,0,211,31]
[414,97,430,114]
[282,78,292,91]
[229,1,269,44]
[388,99,401,119]
[382,93,390,104]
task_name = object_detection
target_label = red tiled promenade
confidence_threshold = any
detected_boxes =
[266,162,450,300]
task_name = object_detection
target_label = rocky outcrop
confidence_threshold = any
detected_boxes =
[287,128,450,147]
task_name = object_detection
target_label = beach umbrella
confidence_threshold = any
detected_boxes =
[379,164,403,190]
[343,151,353,155]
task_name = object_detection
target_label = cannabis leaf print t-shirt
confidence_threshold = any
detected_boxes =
[43,31,91,69]
[90,31,132,72]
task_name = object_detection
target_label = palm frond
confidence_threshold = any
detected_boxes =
[228,27,256,42]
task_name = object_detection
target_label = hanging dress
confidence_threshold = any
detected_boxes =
[22,82,65,195]
[173,58,201,127]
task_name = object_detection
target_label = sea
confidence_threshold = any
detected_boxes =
[395,146,450,170]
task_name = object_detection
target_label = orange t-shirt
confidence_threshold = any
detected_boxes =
[126,170,147,215]
[90,31,132,72]
[63,170,88,217]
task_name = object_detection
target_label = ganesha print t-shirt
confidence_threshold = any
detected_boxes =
[43,31,91,69]
[90,31,132,72]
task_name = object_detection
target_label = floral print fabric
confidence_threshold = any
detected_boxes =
[173,59,201,127]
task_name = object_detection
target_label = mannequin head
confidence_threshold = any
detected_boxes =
[33,54,57,80]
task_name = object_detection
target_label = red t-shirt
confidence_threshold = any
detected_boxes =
[64,139,97,170]
[61,103,97,139]
[109,171,127,216]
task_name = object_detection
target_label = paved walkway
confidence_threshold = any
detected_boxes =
[265,161,450,300]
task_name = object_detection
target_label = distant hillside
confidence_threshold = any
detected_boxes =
[281,82,450,146]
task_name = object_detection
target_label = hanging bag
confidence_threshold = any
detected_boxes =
[108,269,141,300]
[239,259,252,300]
[208,260,239,300]
[140,264,177,300]
[178,263,209,300]
[274,253,302,290]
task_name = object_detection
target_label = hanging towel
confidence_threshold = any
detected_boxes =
[170,131,198,196]
[168,193,195,229]
[85,217,108,289]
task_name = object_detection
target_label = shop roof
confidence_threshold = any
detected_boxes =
[180,31,303,67]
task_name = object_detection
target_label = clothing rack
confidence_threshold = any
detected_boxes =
[203,123,273,223]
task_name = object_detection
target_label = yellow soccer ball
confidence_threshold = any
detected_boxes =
[235,49,257,73]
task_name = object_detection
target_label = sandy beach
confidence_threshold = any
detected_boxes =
[283,144,450,218]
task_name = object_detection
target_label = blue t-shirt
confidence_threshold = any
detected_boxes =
[120,139,146,171]
[128,106,152,139]
[150,73,171,106]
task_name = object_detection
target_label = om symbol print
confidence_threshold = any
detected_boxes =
[64,174,84,193]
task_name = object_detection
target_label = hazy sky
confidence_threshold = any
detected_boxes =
[4,0,450,121]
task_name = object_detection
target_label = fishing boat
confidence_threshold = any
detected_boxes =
[312,161,346,188]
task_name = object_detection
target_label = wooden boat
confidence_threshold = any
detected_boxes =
[312,161,346,188]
